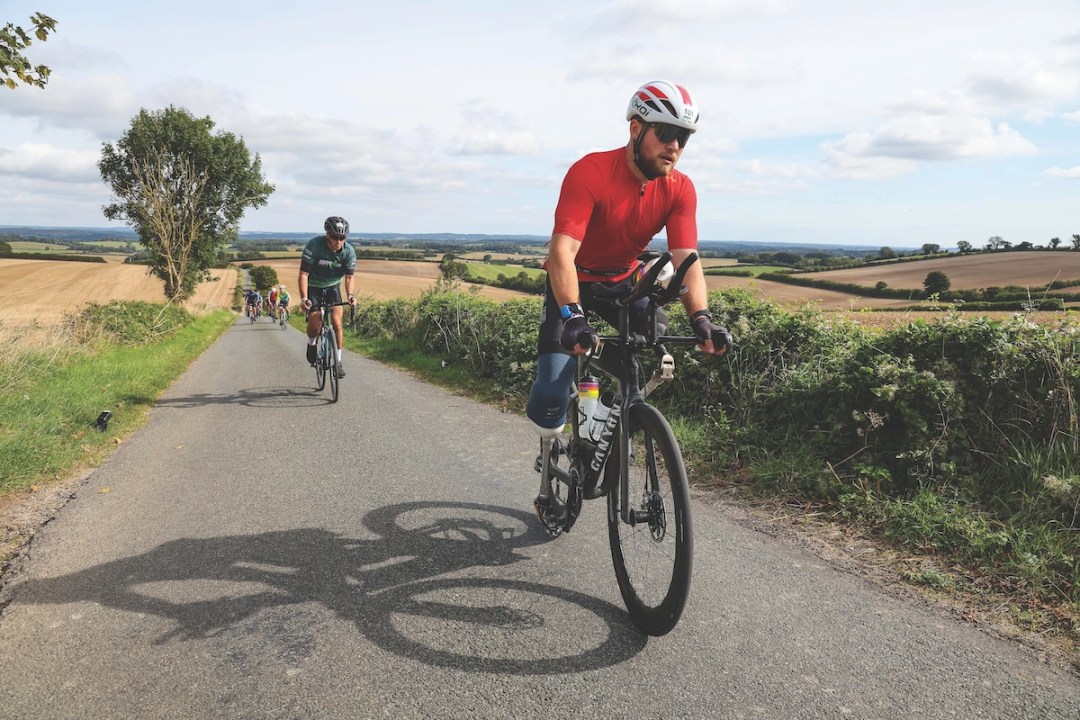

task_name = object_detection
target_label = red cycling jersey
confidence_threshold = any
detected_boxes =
[551,147,698,283]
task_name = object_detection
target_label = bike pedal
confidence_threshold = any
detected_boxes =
[659,353,675,380]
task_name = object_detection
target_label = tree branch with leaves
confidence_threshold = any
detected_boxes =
[1,12,57,89]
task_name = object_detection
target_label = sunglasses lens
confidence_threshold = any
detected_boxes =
[654,124,691,148]
[329,234,345,241]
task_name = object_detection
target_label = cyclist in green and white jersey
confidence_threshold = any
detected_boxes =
[298,216,357,378]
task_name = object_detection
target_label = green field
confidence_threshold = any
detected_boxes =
[706,264,788,277]
[464,262,545,281]
[239,250,303,258]
[7,240,70,253]
[459,251,546,262]
[699,257,739,268]
[79,240,135,249]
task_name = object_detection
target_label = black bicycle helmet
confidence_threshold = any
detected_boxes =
[324,216,349,237]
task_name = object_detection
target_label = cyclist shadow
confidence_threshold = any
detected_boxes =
[155,387,331,409]
[12,501,646,674]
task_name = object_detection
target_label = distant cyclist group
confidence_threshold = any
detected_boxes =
[244,284,291,322]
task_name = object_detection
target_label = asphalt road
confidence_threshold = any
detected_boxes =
[0,315,1077,719]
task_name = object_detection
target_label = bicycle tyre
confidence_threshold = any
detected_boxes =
[315,329,328,391]
[328,326,339,403]
[606,402,692,636]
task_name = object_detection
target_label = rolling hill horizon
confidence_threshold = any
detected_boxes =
[0,224,901,254]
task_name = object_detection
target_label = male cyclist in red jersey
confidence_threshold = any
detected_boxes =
[525,80,733,530]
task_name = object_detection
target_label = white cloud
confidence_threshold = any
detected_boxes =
[453,130,540,156]
[966,70,1079,107]
[1044,166,1080,179]
[34,39,127,73]
[447,103,540,156]
[1063,109,1080,123]
[586,0,784,29]
[822,115,1037,178]
[0,144,100,183]
[0,75,137,139]
[821,137,918,180]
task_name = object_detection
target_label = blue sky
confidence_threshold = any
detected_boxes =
[1,0,1078,248]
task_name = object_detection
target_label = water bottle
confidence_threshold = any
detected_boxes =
[589,391,614,442]
[577,377,599,439]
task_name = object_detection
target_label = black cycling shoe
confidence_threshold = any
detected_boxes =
[306,344,317,365]
[533,495,565,538]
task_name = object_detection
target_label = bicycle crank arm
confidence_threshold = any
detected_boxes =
[535,437,570,497]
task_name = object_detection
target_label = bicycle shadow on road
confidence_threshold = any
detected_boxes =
[154,386,334,409]
[7,501,646,674]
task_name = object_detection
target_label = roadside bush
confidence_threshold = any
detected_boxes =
[68,301,193,346]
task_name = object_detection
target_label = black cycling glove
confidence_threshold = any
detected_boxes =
[692,312,733,354]
[560,305,596,352]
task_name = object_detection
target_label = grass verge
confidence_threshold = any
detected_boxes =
[0,309,234,497]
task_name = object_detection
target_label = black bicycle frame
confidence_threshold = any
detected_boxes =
[576,251,702,525]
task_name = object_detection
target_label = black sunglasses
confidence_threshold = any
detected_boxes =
[650,123,693,149]
[327,233,346,242]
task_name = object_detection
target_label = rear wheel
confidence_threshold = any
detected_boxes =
[328,326,340,403]
[606,402,692,636]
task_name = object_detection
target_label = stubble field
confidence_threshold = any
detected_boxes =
[804,251,1080,291]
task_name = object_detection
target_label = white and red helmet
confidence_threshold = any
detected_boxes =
[626,81,700,130]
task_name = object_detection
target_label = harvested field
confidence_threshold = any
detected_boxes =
[0,258,238,326]
[4,254,1077,342]
[704,274,917,310]
[804,251,1080,291]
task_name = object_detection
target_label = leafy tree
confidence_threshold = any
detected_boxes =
[923,271,951,295]
[987,236,1005,250]
[1016,241,1034,251]
[956,240,972,253]
[1072,234,1080,250]
[1049,237,1061,250]
[99,106,274,300]
[439,256,468,280]
[250,265,279,292]
[920,243,941,255]
[877,246,897,260]
[1,12,57,89]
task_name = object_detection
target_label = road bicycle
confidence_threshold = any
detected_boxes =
[310,293,353,403]
[278,304,289,330]
[535,251,703,636]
